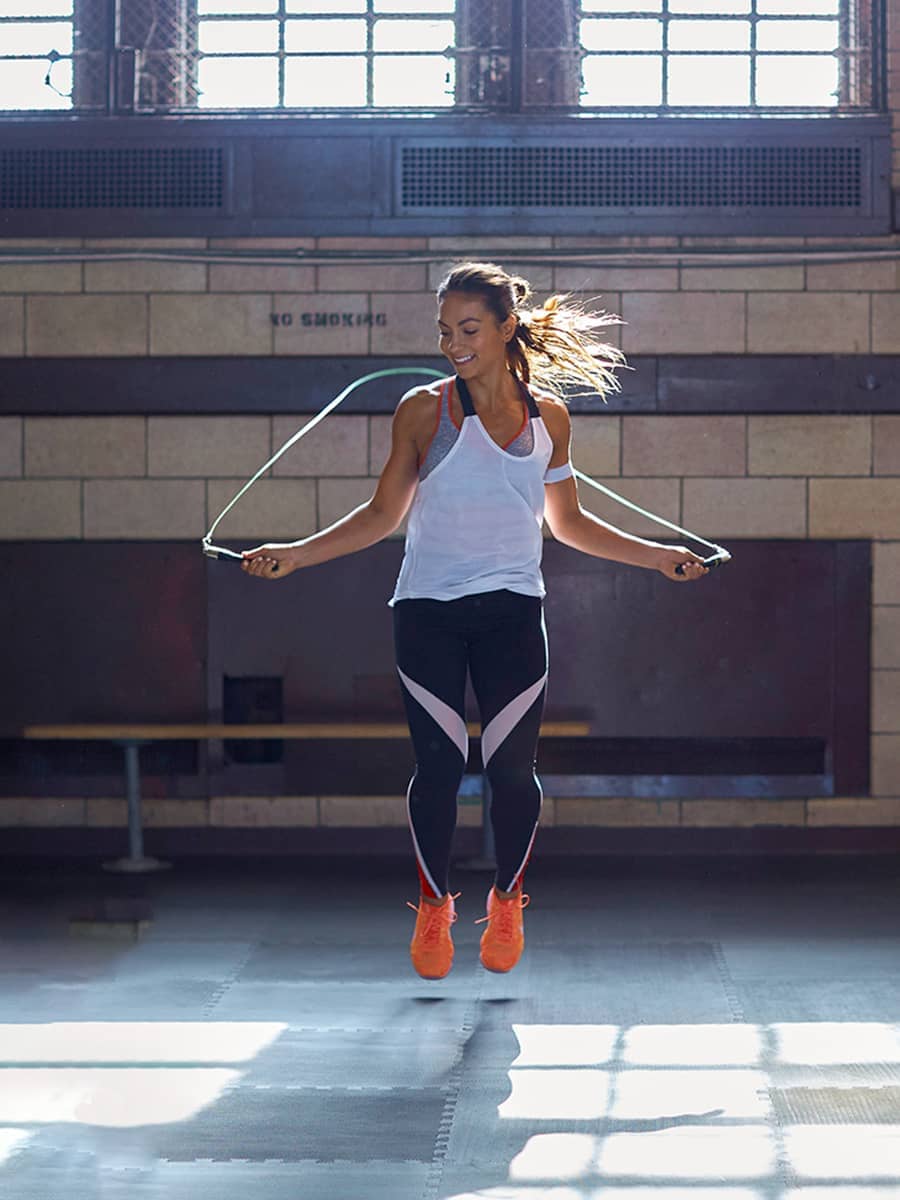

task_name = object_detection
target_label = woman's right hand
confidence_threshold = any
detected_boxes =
[240,543,300,580]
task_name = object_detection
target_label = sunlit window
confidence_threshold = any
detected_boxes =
[0,0,878,113]
[196,0,456,109]
[579,0,844,108]
[0,0,74,111]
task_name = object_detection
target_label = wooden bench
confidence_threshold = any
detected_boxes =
[22,721,591,873]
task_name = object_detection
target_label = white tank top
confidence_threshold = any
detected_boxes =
[390,376,563,605]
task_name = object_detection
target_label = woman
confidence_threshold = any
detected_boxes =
[242,262,709,981]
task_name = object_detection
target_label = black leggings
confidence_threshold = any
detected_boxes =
[393,588,547,898]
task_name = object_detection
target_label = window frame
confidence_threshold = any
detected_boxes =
[0,0,887,116]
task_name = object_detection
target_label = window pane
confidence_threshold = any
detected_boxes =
[757,0,837,13]
[284,19,367,52]
[287,0,365,11]
[668,53,750,103]
[197,55,279,105]
[284,54,367,104]
[580,18,662,51]
[582,0,663,10]
[375,0,454,11]
[373,53,453,105]
[580,54,662,105]
[373,19,454,53]
[198,0,278,14]
[3,0,72,14]
[198,20,279,54]
[668,19,749,50]
[1,21,72,55]
[0,56,70,107]
[756,20,839,52]
[668,0,750,12]
[756,53,838,104]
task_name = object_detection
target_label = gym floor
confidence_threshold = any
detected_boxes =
[1,853,899,1199]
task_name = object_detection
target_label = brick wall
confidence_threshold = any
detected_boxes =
[2,0,900,837]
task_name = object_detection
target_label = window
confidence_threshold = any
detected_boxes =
[0,0,74,111]
[0,0,879,114]
[196,0,456,109]
[578,0,850,110]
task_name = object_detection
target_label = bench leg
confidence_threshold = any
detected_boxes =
[456,772,497,873]
[102,740,172,874]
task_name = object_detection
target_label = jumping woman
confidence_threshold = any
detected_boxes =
[241,262,710,980]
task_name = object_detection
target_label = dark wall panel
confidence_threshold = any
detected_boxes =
[205,537,868,793]
[2,356,899,416]
[207,544,402,721]
[3,537,869,798]
[2,543,204,729]
[541,539,834,739]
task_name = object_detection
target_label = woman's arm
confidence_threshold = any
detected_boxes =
[241,389,425,580]
[539,399,709,582]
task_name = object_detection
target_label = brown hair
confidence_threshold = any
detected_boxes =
[436,261,628,402]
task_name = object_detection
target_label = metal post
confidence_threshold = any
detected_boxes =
[456,771,497,873]
[123,740,144,860]
[106,0,119,112]
[103,739,172,873]
[481,772,495,861]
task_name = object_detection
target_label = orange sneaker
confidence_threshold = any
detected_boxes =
[407,892,459,980]
[476,886,530,973]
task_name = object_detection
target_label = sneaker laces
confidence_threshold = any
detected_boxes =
[406,893,460,947]
[476,891,530,937]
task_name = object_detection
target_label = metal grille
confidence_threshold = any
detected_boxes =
[524,0,581,106]
[770,1086,900,1125]
[455,0,512,107]
[130,0,200,109]
[0,147,225,209]
[72,0,114,110]
[399,143,863,209]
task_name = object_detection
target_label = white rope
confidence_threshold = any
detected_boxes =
[203,366,730,567]
[573,469,729,557]
[202,367,445,558]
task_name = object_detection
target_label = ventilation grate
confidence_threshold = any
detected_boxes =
[400,143,863,210]
[0,146,225,210]
[770,1086,900,1125]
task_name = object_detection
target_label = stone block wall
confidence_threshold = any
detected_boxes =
[1,231,899,838]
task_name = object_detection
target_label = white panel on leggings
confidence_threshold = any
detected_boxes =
[397,667,469,761]
[481,674,547,766]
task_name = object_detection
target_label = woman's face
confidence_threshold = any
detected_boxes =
[437,291,515,377]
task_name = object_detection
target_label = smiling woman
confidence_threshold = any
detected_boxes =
[240,260,714,983]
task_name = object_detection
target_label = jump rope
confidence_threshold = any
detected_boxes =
[202,367,732,577]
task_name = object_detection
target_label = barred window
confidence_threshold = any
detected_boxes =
[0,0,878,113]
[0,0,74,111]
[578,0,850,109]
[196,0,456,108]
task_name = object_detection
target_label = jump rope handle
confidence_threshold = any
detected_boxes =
[674,549,731,576]
[202,540,280,574]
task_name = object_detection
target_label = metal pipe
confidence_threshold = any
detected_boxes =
[121,740,145,861]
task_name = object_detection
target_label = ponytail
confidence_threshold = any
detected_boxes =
[437,261,628,402]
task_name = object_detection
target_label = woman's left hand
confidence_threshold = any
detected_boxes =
[655,546,710,582]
